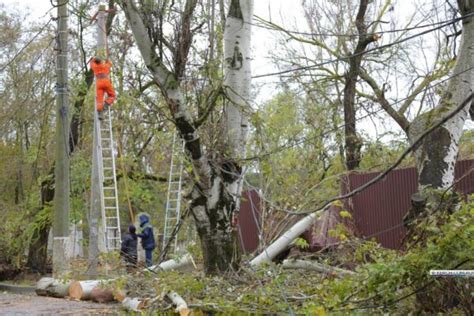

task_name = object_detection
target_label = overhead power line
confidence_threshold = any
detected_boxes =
[0,18,53,73]
[243,66,472,162]
[252,12,474,79]
[251,13,461,38]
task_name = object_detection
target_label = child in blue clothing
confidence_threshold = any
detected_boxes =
[137,214,156,267]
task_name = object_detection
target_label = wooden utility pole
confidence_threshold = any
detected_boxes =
[88,4,107,277]
[52,0,70,277]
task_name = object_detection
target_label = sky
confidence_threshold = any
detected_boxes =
[0,0,299,101]
[1,0,472,137]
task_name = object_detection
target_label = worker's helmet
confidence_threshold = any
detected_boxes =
[94,56,103,63]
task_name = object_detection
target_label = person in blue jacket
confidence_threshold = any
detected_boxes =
[137,214,156,267]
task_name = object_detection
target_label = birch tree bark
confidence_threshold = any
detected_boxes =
[224,0,252,212]
[121,0,253,274]
[407,1,473,198]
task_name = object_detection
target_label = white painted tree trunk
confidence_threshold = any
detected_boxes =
[250,212,318,266]
[408,7,474,191]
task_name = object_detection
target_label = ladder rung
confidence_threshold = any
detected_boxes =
[105,206,117,209]
[107,237,121,240]
[104,187,115,190]
[103,167,113,170]
[104,197,116,199]
[106,217,118,220]
[106,227,118,230]
[104,176,114,180]
[102,138,111,141]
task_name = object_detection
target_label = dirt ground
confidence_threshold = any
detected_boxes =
[0,292,119,315]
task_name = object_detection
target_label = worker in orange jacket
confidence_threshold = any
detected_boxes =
[89,56,116,114]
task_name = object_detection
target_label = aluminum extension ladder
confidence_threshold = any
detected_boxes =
[95,107,121,251]
[162,132,185,253]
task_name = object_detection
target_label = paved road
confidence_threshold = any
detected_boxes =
[0,292,119,315]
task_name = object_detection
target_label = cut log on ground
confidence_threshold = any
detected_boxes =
[68,280,112,300]
[122,297,147,311]
[166,291,192,316]
[282,259,355,277]
[35,277,72,298]
[148,253,194,272]
[90,286,115,303]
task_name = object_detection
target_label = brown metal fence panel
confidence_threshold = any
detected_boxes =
[237,190,261,253]
[344,159,474,249]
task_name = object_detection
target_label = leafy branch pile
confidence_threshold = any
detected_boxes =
[113,198,473,314]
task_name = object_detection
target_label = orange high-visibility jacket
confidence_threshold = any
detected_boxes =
[90,58,116,111]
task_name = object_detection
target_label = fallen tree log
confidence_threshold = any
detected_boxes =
[250,212,319,266]
[166,291,192,316]
[69,280,113,300]
[282,259,355,277]
[147,253,194,272]
[35,277,72,298]
[90,286,115,303]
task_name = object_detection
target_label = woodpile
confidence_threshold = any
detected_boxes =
[35,254,196,313]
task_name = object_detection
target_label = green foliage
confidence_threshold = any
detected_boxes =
[294,237,309,249]
[119,198,473,314]
[320,198,474,313]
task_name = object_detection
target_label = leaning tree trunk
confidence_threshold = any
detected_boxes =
[408,2,474,203]
[121,0,252,275]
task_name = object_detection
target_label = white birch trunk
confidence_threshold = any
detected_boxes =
[223,0,253,208]
[408,7,474,191]
[250,212,318,266]
[166,291,191,316]
[148,253,194,272]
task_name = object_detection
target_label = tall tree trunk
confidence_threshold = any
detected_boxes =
[408,2,473,200]
[121,0,252,275]
[221,0,253,267]
[343,0,377,170]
